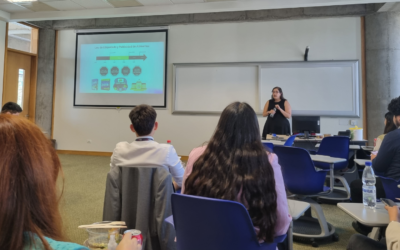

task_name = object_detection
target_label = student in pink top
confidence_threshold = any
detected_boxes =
[182,102,291,243]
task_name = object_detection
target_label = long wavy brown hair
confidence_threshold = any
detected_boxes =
[184,102,277,242]
[0,115,64,250]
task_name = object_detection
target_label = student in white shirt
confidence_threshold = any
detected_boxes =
[110,104,184,190]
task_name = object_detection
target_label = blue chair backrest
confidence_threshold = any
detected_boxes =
[274,146,328,195]
[315,136,350,170]
[171,194,286,250]
[262,142,274,152]
[284,135,297,146]
[377,175,400,200]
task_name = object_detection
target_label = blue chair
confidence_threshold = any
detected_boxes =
[171,194,286,250]
[262,142,274,152]
[377,175,400,200]
[284,135,297,146]
[312,136,351,201]
[274,146,337,247]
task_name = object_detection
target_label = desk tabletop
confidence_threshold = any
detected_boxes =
[315,144,360,150]
[288,200,310,220]
[338,203,398,227]
[362,146,374,151]
[354,159,369,166]
[310,155,347,164]
[262,140,285,145]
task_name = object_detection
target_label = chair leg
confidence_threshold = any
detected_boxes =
[307,198,330,236]
[333,175,351,199]
[319,175,351,200]
[288,221,293,250]
[291,197,335,239]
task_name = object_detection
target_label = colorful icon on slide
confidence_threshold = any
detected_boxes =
[122,66,130,76]
[113,78,128,92]
[111,66,119,76]
[100,67,108,76]
[91,79,98,90]
[131,80,147,91]
[101,79,110,90]
[133,66,142,76]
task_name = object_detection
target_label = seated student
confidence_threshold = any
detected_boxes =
[374,112,397,151]
[347,205,400,250]
[1,101,22,115]
[110,104,184,189]
[0,114,140,250]
[350,96,400,234]
[182,102,291,243]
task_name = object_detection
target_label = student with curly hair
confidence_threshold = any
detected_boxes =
[182,102,291,243]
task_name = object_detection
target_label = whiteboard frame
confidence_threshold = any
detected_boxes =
[173,61,360,117]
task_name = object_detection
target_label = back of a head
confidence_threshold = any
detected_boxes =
[129,104,157,136]
[384,112,397,134]
[184,102,277,242]
[0,115,63,250]
[388,97,400,117]
[1,102,22,114]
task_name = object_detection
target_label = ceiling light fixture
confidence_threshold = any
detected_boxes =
[7,0,38,3]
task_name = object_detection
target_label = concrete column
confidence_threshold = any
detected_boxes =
[365,11,400,142]
[35,28,55,137]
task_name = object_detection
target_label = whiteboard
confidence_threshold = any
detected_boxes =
[173,64,259,113]
[260,61,359,117]
[173,61,359,117]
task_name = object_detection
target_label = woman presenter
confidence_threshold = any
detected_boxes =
[262,87,292,139]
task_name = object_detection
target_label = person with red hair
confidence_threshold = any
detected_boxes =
[0,114,140,250]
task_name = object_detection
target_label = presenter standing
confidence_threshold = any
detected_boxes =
[262,87,292,139]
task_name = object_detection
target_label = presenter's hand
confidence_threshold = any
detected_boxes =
[275,105,281,110]
[269,109,276,115]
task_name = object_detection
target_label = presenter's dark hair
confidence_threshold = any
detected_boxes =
[271,87,285,101]
[129,104,157,136]
[388,96,400,116]
[384,112,397,134]
[1,102,22,114]
[184,102,277,242]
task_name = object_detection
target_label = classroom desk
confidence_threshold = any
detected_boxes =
[311,155,348,198]
[261,140,285,146]
[315,144,361,150]
[287,200,311,250]
[337,202,399,240]
[362,146,375,152]
[354,159,369,167]
[294,138,368,151]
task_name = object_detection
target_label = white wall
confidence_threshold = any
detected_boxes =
[0,21,6,104]
[53,17,363,156]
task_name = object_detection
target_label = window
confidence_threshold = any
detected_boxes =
[8,22,38,54]
[17,69,25,107]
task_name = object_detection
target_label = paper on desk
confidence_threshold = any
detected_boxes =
[165,215,174,228]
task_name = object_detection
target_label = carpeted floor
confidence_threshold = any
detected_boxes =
[58,154,358,250]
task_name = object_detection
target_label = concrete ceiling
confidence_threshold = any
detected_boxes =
[0,0,398,22]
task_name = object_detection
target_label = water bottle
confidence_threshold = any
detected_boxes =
[362,161,376,209]
[107,234,117,250]
[270,108,276,118]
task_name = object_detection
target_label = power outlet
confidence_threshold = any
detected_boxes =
[87,139,92,144]
[350,120,357,126]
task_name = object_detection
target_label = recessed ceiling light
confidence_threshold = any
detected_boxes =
[7,0,38,3]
